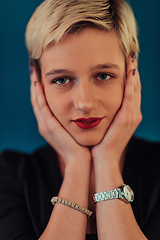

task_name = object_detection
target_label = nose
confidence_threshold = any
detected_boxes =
[73,80,98,113]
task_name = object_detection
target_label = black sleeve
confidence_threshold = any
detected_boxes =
[122,137,160,240]
[0,151,37,240]
[143,142,160,240]
[143,198,160,240]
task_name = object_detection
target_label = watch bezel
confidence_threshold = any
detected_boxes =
[122,184,134,203]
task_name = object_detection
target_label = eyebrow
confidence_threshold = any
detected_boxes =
[90,63,120,71]
[45,69,72,77]
[45,63,120,77]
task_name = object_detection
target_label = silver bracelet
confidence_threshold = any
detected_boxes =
[51,196,93,217]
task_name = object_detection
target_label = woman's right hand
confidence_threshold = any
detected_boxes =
[30,68,91,167]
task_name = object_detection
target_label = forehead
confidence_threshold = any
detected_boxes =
[40,28,125,71]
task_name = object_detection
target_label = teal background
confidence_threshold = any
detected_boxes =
[0,0,160,153]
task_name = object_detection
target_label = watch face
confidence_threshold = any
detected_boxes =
[123,185,134,202]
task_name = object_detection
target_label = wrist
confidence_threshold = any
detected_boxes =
[65,148,91,166]
[65,158,91,178]
[65,152,91,172]
[94,156,120,173]
[63,157,91,191]
[59,160,91,209]
[94,160,124,193]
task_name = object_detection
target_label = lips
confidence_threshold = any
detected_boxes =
[73,117,103,129]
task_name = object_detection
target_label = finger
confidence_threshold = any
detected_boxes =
[31,85,49,134]
[35,80,66,136]
[119,69,137,117]
[30,68,39,106]
[127,53,141,91]
[127,53,141,93]
[35,81,55,128]
[30,68,51,119]
[123,64,142,124]
[124,68,134,104]
[127,53,138,75]
[29,68,49,132]
[30,68,64,136]
[134,69,141,107]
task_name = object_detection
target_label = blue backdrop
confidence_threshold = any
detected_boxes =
[0,0,160,153]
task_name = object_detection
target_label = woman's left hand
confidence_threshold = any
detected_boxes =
[92,53,142,167]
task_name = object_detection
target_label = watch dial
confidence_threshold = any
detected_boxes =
[123,185,134,202]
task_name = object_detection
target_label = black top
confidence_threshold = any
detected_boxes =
[0,136,160,240]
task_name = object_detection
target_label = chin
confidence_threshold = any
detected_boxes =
[74,135,103,147]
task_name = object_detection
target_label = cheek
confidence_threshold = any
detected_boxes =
[103,83,124,115]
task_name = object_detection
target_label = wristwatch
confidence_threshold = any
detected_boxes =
[93,184,134,204]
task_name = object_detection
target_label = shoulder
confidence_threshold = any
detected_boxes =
[127,136,160,167]
[0,144,56,163]
[0,145,58,182]
[128,135,160,153]
[125,136,160,182]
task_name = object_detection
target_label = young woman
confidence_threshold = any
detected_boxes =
[0,0,160,239]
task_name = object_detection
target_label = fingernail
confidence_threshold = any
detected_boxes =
[132,52,136,62]
[34,81,36,86]
[133,69,136,76]
[29,66,33,75]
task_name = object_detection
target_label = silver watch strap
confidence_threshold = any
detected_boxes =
[93,184,134,204]
[93,188,124,204]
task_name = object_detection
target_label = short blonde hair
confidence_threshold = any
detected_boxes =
[25,0,139,64]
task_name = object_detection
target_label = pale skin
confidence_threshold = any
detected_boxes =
[30,28,147,239]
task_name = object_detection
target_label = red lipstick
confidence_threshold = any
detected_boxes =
[73,117,103,129]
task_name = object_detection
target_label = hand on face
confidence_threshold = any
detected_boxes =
[30,68,91,166]
[92,53,142,165]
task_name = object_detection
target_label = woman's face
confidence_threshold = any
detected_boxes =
[40,28,126,146]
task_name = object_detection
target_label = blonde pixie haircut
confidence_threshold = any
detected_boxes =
[25,0,139,66]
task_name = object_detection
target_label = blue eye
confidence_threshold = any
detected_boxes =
[97,73,111,81]
[54,78,70,85]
